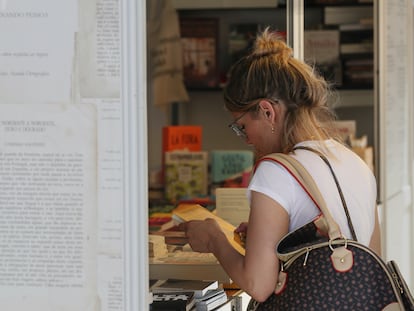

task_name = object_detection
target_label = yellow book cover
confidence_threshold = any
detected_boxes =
[172,204,245,256]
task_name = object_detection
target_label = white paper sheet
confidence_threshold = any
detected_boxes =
[82,97,124,311]
[78,0,120,98]
[215,188,250,227]
[0,103,98,310]
[0,0,77,104]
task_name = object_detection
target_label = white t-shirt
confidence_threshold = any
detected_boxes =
[248,139,377,246]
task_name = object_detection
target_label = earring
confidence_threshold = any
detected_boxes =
[271,125,275,134]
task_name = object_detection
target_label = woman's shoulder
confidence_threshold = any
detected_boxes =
[293,139,376,183]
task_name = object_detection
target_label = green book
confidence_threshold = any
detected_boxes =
[210,150,253,186]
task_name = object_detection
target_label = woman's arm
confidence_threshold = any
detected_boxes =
[180,190,289,302]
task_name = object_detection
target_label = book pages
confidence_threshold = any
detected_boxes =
[172,204,245,255]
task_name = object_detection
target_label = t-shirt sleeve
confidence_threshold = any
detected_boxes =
[247,160,296,216]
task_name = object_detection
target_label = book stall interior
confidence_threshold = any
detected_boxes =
[147,0,376,309]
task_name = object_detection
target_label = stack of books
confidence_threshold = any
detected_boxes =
[151,290,195,311]
[149,204,246,283]
[148,234,168,259]
[162,125,208,203]
[194,288,228,311]
[150,279,228,311]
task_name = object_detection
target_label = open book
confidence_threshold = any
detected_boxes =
[172,204,245,256]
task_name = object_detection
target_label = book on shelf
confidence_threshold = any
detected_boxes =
[162,125,202,153]
[303,30,342,85]
[304,30,340,65]
[332,120,356,143]
[179,17,219,89]
[148,202,176,232]
[228,23,260,73]
[150,290,195,311]
[339,23,373,31]
[194,288,228,311]
[307,0,364,4]
[324,6,373,25]
[164,151,208,202]
[161,125,203,186]
[172,204,245,255]
[148,213,173,232]
[149,249,231,282]
[342,58,373,85]
[210,150,254,188]
[340,42,373,54]
[152,229,189,246]
[151,279,219,299]
[148,234,169,258]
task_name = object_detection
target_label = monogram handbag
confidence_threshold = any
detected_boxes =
[248,149,414,311]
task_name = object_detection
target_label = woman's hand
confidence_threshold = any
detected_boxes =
[178,218,224,253]
[235,222,248,245]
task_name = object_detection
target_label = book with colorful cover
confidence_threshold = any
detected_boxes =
[162,125,202,153]
[210,150,254,187]
[164,151,208,202]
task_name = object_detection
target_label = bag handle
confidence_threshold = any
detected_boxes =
[259,153,343,241]
[293,146,358,241]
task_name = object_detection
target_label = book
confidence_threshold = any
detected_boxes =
[162,125,203,153]
[339,23,373,31]
[149,250,231,282]
[215,187,250,227]
[172,204,245,255]
[332,120,357,143]
[151,291,195,311]
[164,151,208,202]
[148,234,168,258]
[303,30,341,85]
[194,288,228,311]
[324,6,372,25]
[228,23,259,70]
[152,230,189,246]
[151,279,219,298]
[148,213,172,232]
[210,150,254,188]
[161,125,203,186]
[304,30,340,65]
[226,290,252,311]
[148,203,176,232]
[179,17,219,89]
[340,42,373,54]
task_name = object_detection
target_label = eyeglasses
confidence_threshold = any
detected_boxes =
[227,98,279,138]
[228,110,250,138]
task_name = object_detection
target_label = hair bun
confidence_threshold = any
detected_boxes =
[253,27,292,61]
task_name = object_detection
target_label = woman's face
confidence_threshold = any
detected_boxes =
[229,100,286,159]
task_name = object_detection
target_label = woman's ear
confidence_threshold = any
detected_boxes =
[259,100,276,121]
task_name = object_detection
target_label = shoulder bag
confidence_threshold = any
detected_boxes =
[248,148,414,311]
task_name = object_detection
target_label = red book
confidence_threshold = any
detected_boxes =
[162,126,202,152]
[161,126,203,187]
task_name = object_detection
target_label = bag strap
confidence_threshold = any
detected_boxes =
[259,153,343,241]
[293,146,358,241]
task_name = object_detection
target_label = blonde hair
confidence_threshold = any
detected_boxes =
[224,27,339,153]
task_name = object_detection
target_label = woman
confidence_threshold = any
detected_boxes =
[178,28,380,303]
